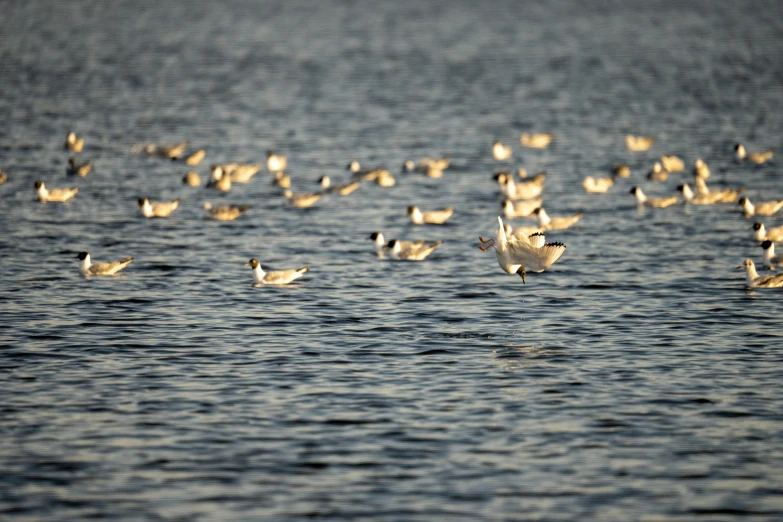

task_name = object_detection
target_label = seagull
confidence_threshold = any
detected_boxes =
[183,171,201,187]
[206,167,231,192]
[753,222,783,243]
[626,135,654,151]
[520,133,555,149]
[64,131,84,153]
[203,202,250,221]
[582,175,615,193]
[533,207,582,231]
[738,196,783,218]
[34,181,78,202]
[66,157,92,177]
[496,171,545,199]
[138,198,179,218]
[693,158,711,179]
[760,241,783,269]
[266,151,287,172]
[737,259,783,288]
[184,149,205,166]
[77,252,133,276]
[284,189,321,208]
[612,164,631,178]
[319,175,360,195]
[370,232,424,257]
[0,169,7,184]
[647,162,669,182]
[245,258,308,285]
[144,141,188,159]
[492,141,512,161]
[273,171,291,189]
[386,239,443,261]
[660,155,684,173]
[735,144,774,164]
[677,183,725,205]
[693,178,743,202]
[503,198,543,218]
[477,217,566,283]
[219,163,261,183]
[402,157,450,178]
[630,186,679,208]
[347,162,395,186]
[407,205,454,225]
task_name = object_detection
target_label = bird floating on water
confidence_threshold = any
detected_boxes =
[402,158,450,178]
[626,135,654,151]
[77,252,133,276]
[245,258,308,285]
[533,207,582,231]
[66,157,92,177]
[693,158,711,180]
[738,196,783,218]
[370,232,426,258]
[735,143,774,164]
[520,133,554,149]
[64,131,84,153]
[204,202,250,221]
[34,181,78,202]
[630,186,678,208]
[183,171,201,187]
[266,151,287,172]
[284,188,321,208]
[660,155,684,173]
[492,141,512,161]
[760,241,783,269]
[184,149,205,166]
[407,205,454,225]
[753,222,783,243]
[386,238,443,261]
[647,162,668,182]
[503,198,543,218]
[737,259,783,288]
[583,175,615,194]
[319,175,360,195]
[138,197,179,218]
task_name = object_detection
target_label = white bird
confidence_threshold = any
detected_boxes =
[492,141,512,161]
[647,162,669,182]
[138,197,179,218]
[369,232,426,258]
[77,252,133,276]
[477,217,566,283]
[497,172,545,199]
[206,167,231,192]
[407,205,454,225]
[660,154,685,173]
[739,197,783,218]
[753,222,783,243]
[183,171,201,187]
[386,239,443,261]
[34,181,78,202]
[737,259,783,288]
[503,198,543,218]
[219,163,261,183]
[203,202,250,221]
[693,158,711,180]
[184,149,205,166]
[626,135,654,151]
[630,186,679,208]
[677,183,725,205]
[319,175,360,195]
[64,131,84,153]
[520,133,554,149]
[347,161,395,186]
[612,164,631,178]
[66,157,92,177]
[693,178,743,202]
[735,143,774,164]
[533,207,582,231]
[402,158,450,178]
[245,258,308,285]
[582,175,614,194]
[760,241,783,269]
[143,141,188,159]
[266,151,287,172]
[0,169,7,184]
[284,189,321,208]
[273,171,291,189]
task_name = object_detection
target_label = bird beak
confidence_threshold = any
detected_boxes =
[244,262,251,267]
[735,265,744,269]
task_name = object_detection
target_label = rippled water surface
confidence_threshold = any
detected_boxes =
[2,1,783,520]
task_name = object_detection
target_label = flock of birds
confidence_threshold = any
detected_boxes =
[6,130,782,288]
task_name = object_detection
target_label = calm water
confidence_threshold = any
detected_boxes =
[2,1,783,520]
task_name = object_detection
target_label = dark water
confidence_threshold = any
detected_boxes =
[2,1,783,520]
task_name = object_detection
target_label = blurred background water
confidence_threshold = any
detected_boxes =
[2,0,783,520]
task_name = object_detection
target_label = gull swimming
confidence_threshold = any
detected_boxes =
[402,157,450,178]
[35,181,78,202]
[737,259,783,288]
[348,162,396,186]
[647,162,669,182]
[319,175,360,195]
[738,196,783,218]
[183,171,201,187]
[184,149,205,166]
[693,178,743,202]
[203,202,250,221]
[138,198,180,218]
[370,232,426,257]
[64,131,84,153]
[630,186,679,208]
[503,198,543,218]
[626,135,654,151]
[67,157,92,177]
[212,164,260,184]
[477,217,566,283]
[612,164,631,178]
[77,252,133,276]
[273,171,291,189]
[693,158,711,179]
[753,222,783,243]
[492,141,512,161]
[533,207,582,231]
[660,155,685,173]
[206,167,231,192]
[408,205,454,225]
[0,169,7,184]
[735,143,774,164]
[144,141,188,159]
[245,258,308,285]
[760,241,783,269]
[496,171,545,199]
[284,189,321,208]
[582,175,615,193]
[520,133,555,149]
[266,151,287,172]
[678,183,726,205]
[386,238,443,261]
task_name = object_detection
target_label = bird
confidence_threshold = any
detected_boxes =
[693,178,743,202]
[64,131,84,153]
[503,198,543,218]
[245,258,308,285]
[144,141,188,159]
[266,151,287,172]
[77,252,133,276]
[184,149,205,166]
[737,259,783,288]
[386,239,443,261]
[319,175,360,195]
[183,171,202,187]
[402,158,450,178]
[626,135,654,151]
[0,169,7,184]
[753,222,783,243]
[407,205,454,225]
[647,162,669,182]
[273,171,291,189]
[693,158,711,179]
[533,207,582,231]
[760,241,783,269]
[677,183,721,205]
[735,144,774,164]
[138,198,179,218]
[369,232,426,257]
[612,164,631,178]
[218,163,261,183]
[477,217,566,283]
[520,133,554,149]
[660,155,685,173]
[66,157,92,177]
[582,175,615,194]
[630,186,679,208]
[347,161,395,186]
[738,197,783,218]
[492,141,512,161]
[206,167,231,192]
[203,202,250,221]
[501,222,545,241]
[284,189,321,208]
[496,171,545,199]
[34,181,78,202]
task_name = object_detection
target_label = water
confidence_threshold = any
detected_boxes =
[2,0,783,520]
